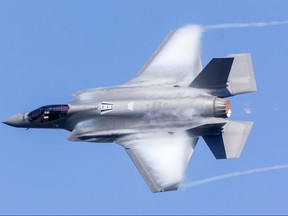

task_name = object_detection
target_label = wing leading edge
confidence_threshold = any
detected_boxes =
[73,25,203,100]
[117,132,198,192]
[123,25,203,88]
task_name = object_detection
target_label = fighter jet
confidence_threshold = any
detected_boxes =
[3,25,257,192]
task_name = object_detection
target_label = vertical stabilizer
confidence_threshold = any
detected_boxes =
[226,54,257,95]
[203,120,253,159]
[190,53,257,97]
[190,58,233,88]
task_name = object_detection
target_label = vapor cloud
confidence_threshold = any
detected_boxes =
[243,108,253,114]
[119,131,195,188]
[242,101,253,114]
[181,164,288,189]
[205,21,288,30]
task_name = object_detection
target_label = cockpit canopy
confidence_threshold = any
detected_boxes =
[28,104,69,123]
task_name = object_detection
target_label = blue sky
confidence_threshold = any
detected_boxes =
[1,0,288,214]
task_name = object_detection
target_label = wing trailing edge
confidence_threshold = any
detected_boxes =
[117,132,198,193]
[122,25,203,87]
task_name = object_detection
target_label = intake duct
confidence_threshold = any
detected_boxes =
[214,98,231,118]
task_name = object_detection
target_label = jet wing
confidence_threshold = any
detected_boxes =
[117,132,198,192]
[123,25,202,87]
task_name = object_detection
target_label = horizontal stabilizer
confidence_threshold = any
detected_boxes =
[190,53,257,97]
[203,120,253,159]
[226,53,257,95]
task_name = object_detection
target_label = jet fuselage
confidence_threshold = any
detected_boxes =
[4,87,230,143]
[3,25,256,192]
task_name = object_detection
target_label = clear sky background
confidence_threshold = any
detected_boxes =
[1,0,288,215]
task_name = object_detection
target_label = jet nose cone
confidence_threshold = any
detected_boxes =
[2,113,25,127]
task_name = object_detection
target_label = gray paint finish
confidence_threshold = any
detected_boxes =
[3,25,256,193]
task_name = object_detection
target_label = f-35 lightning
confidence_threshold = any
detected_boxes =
[3,25,257,192]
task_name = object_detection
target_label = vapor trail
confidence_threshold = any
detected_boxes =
[205,21,288,30]
[181,164,288,188]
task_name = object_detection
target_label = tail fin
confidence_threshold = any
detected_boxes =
[190,57,234,89]
[190,53,257,97]
[203,120,253,159]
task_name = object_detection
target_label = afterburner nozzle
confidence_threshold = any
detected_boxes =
[214,98,231,118]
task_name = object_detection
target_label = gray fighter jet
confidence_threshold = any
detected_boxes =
[3,25,257,192]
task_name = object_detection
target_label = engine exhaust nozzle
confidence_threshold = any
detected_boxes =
[214,98,231,118]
